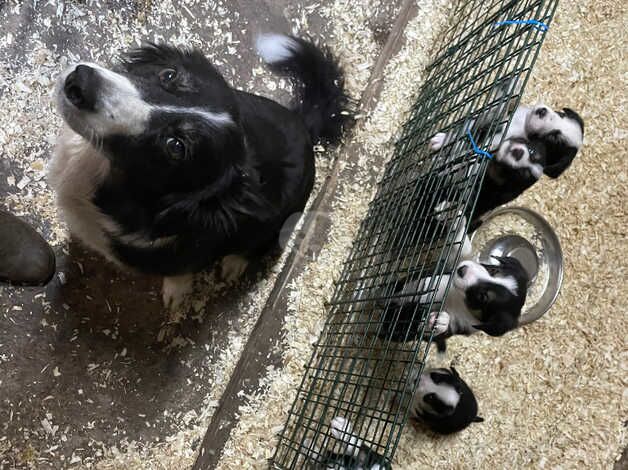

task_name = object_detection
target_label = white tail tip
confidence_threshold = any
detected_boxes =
[255,33,298,64]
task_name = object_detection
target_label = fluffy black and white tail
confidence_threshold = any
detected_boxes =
[256,33,352,144]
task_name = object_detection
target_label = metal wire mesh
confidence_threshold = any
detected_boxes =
[271,0,558,467]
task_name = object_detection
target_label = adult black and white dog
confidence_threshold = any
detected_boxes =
[49,35,351,322]
[429,102,584,229]
[409,366,483,435]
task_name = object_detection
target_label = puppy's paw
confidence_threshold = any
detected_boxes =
[434,200,453,222]
[162,274,194,310]
[220,255,249,284]
[428,311,450,336]
[429,132,446,151]
[330,416,352,440]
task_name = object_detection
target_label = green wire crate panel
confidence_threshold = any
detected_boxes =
[271,0,558,467]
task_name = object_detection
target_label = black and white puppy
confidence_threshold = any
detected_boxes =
[304,416,391,470]
[380,256,528,343]
[48,35,351,318]
[429,102,584,228]
[409,366,483,435]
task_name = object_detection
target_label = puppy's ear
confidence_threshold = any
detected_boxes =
[473,314,517,337]
[473,416,484,423]
[563,107,585,134]
[543,147,577,178]
[450,365,460,379]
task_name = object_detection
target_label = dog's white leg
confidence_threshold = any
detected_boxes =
[330,416,362,457]
[158,274,194,343]
[220,254,249,283]
[162,274,194,310]
[429,132,447,151]
[428,310,450,336]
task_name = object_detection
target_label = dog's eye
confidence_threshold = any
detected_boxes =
[165,137,185,159]
[424,393,437,404]
[159,68,177,84]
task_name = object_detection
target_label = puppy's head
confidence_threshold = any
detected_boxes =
[412,366,483,434]
[494,136,547,182]
[454,257,528,336]
[55,44,244,194]
[526,104,584,178]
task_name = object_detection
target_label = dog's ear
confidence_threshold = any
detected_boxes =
[473,314,517,337]
[473,416,484,423]
[562,107,585,134]
[450,365,460,379]
[543,146,577,178]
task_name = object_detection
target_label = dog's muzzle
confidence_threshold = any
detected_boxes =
[63,64,100,111]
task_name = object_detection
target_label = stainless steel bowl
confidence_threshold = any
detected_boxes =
[470,206,563,325]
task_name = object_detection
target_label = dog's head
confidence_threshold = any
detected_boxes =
[494,136,547,182]
[453,257,528,336]
[412,366,483,434]
[55,44,245,195]
[526,104,584,178]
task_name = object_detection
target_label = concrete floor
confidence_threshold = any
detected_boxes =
[0,0,405,468]
[0,0,329,467]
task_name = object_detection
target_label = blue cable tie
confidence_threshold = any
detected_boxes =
[466,130,493,160]
[494,19,549,32]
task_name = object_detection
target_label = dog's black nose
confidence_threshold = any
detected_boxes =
[511,147,524,161]
[64,65,98,110]
[457,265,467,277]
[535,107,548,118]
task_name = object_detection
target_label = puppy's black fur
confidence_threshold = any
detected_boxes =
[462,256,528,337]
[412,366,483,435]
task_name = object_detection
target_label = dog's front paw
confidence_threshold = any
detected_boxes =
[429,132,446,151]
[220,255,249,284]
[330,416,352,440]
[162,274,194,310]
[434,200,453,222]
[428,311,450,336]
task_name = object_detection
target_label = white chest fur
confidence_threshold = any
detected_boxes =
[47,125,119,263]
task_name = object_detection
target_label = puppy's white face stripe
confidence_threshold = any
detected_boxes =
[57,63,233,138]
[454,260,518,294]
[415,372,460,413]
[496,139,543,179]
[526,103,584,148]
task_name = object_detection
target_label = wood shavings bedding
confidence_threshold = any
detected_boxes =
[219,1,627,469]
[394,1,627,468]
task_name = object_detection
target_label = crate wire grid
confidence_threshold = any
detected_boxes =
[271,0,558,467]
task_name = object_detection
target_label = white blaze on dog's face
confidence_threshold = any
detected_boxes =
[54,44,243,193]
[56,63,154,137]
[415,368,460,416]
[524,104,584,179]
[526,104,584,149]
[452,257,528,336]
[495,137,545,180]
